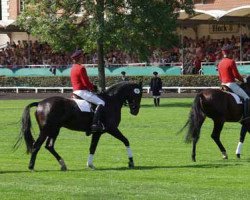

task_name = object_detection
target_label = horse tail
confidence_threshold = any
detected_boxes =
[14,102,38,154]
[185,93,206,143]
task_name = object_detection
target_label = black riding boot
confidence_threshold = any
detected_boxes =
[157,98,160,106]
[154,98,157,107]
[91,105,104,133]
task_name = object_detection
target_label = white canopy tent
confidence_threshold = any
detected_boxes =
[179,6,250,23]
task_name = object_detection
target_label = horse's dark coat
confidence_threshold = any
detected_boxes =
[15,82,142,170]
[183,78,250,161]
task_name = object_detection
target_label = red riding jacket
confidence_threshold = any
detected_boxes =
[70,64,94,91]
[218,57,243,83]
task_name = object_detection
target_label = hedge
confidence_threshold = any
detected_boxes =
[0,75,221,87]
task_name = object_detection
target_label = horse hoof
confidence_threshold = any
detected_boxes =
[236,154,241,159]
[128,161,134,169]
[222,152,228,160]
[28,165,34,171]
[222,155,228,160]
[61,166,67,171]
[86,163,95,170]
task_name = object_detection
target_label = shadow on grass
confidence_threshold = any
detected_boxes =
[141,102,192,108]
[96,162,242,171]
[0,162,242,174]
[0,168,85,174]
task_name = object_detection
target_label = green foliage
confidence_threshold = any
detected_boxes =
[0,75,220,87]
[18,0,193,59]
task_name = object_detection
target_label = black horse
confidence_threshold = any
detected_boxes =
[182,78,250,162]
[15,82,143,170]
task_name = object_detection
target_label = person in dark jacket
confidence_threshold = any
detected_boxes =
[150,71,162,106]
[120,71,129,82]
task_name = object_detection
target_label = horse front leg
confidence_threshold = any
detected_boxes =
[236,125,247,158]
[211,119,227,159]
[107,128,134,168]
[87,132,102,170]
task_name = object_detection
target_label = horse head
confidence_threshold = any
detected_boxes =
[106,82,143,115]
[126,82,143,115]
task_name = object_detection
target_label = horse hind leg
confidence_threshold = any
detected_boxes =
[192,137,199,162]
[211,119,227,159]
[45,134,67,171]
[28,134,47,171]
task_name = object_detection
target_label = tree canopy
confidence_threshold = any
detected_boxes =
[18,0,194,89]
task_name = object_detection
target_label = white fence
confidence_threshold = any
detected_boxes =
[0,86,220,94]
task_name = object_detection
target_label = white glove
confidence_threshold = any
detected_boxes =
[243,77,247,83]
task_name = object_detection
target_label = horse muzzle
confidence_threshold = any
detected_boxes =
[130,105,140,115]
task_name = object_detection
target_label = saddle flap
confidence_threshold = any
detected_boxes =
[72,98,92,112]
[226,92,242,104]
[221,86,242,104]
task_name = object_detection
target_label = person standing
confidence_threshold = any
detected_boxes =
[120,71,129,82]
[70,49,105,133]
[150,71,162,107]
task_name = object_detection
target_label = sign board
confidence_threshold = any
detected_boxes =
[209,24,239,34]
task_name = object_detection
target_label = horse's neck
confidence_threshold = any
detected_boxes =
[101,93,125,108]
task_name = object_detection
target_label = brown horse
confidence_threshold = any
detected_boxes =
[182,78,250,162]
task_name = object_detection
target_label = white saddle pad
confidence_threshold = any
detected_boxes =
[227,92,242,104]
[72,99,92,112]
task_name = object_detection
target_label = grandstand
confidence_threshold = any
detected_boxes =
[0,0,250,76]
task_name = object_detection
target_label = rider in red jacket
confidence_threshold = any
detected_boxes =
[70,50,105,133]
[218,44,249,117]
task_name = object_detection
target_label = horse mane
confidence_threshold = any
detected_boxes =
[105,82,132,96]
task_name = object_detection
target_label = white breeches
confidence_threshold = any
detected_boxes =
[73,90,105,106]
[222,82,249,100]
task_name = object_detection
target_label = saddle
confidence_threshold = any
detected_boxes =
[71,93,84,100]
[220,85,243,104]
[71,93,95,112]
[221,85,233,93]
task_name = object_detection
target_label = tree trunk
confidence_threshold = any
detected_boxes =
[96,0,105,91]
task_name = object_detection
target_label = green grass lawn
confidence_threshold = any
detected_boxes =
[0,98,250,199]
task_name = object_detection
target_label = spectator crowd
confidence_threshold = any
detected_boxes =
[0,33,250,74]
